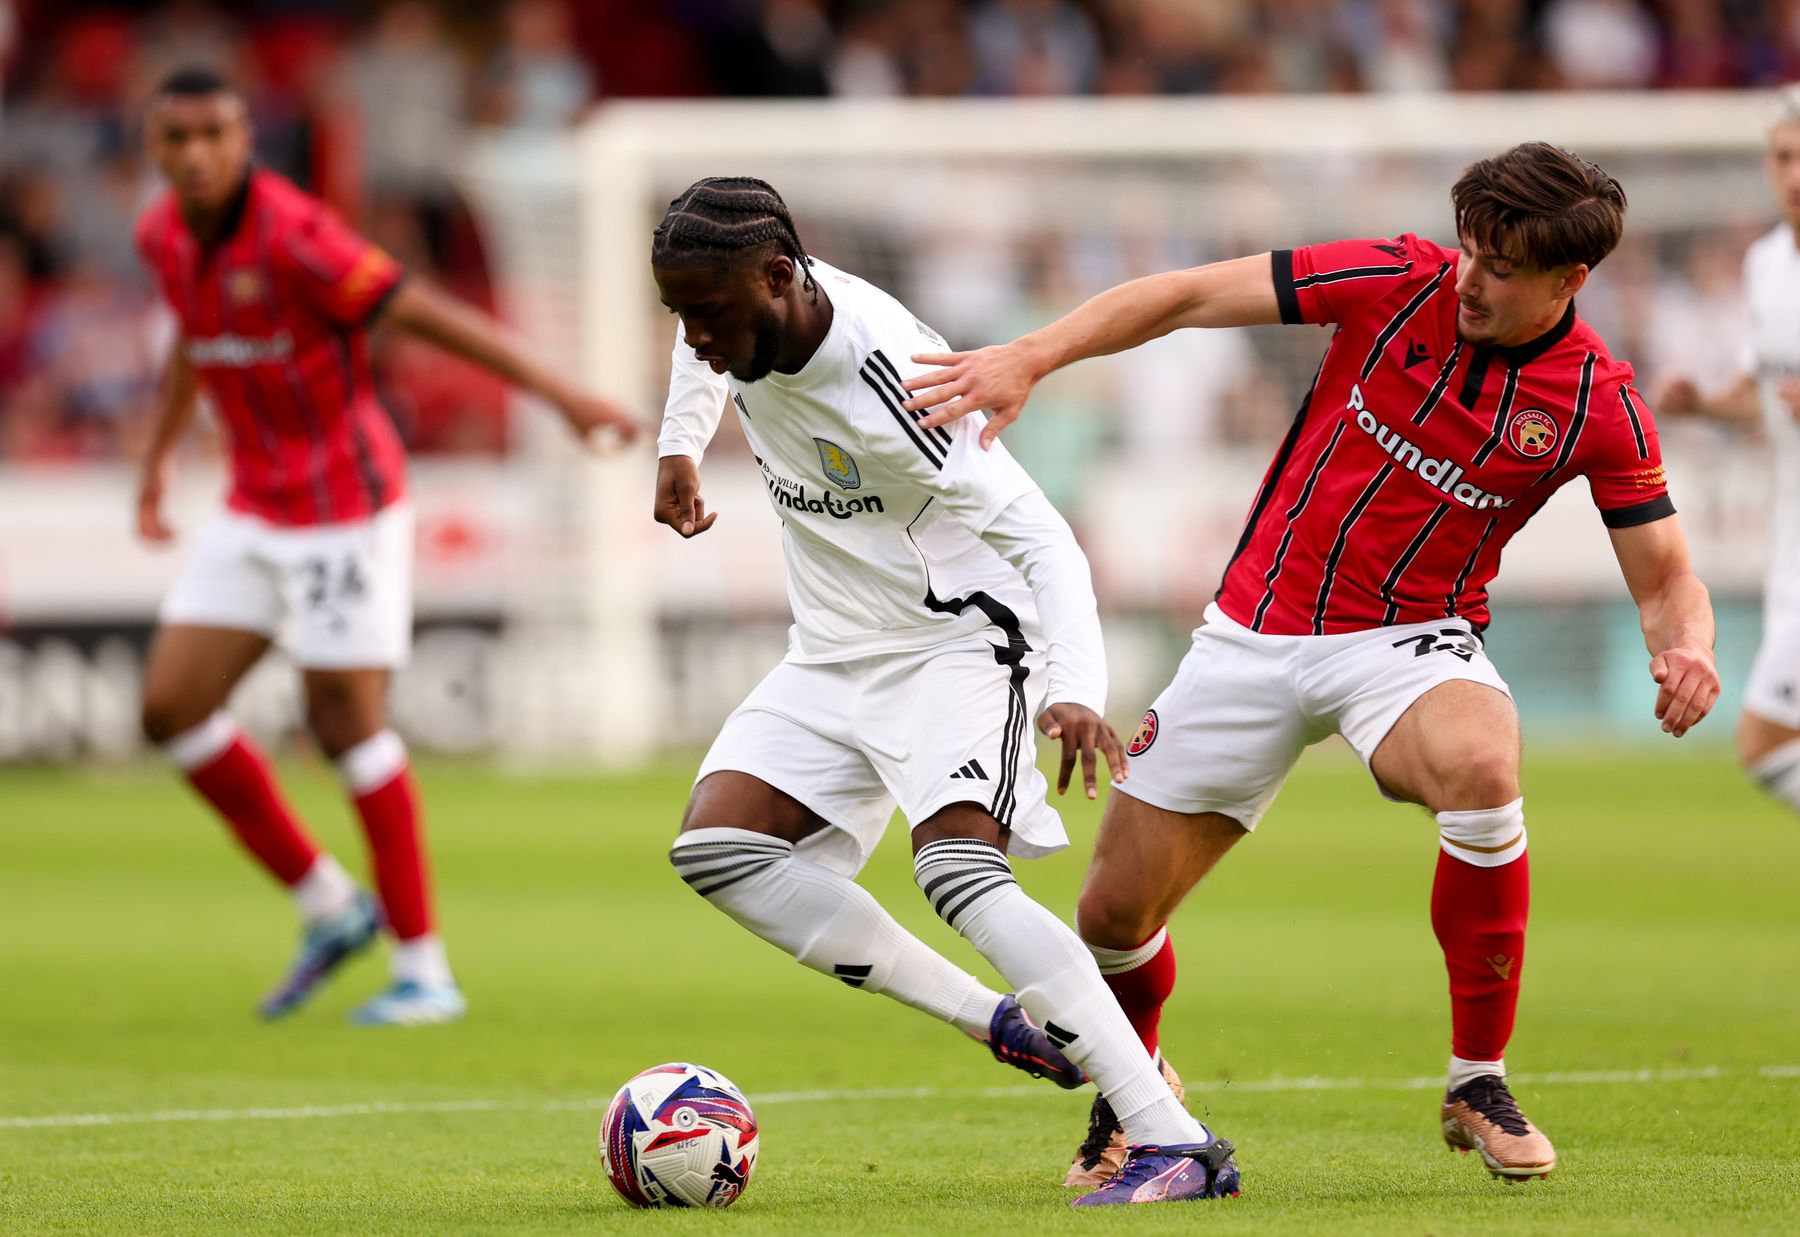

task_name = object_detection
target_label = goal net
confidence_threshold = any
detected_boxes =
[457,92,1775,761]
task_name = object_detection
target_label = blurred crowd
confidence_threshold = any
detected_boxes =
[0,0,1791,464]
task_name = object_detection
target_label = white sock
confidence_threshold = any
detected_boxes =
[1086,925,1168,975]
[913,838,1207,1147]
[671,828,1001,1036]
[337,729,407,796]
[1437,797,1527,868]
[1752,739,1800,817]
[292,855,358,922]
[1448,1055,1505,1092]
[391,934,454,988]
[163,711,238,771]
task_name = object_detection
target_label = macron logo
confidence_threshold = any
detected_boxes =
[1348,384,1515,511]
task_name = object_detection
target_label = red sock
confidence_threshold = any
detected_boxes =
[184,734,320,886]
[341,732,434,941]
[1431,850,1529,1061]
[1093,927,1177,1056]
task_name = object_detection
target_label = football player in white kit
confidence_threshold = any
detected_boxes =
[650,177,1237,1207]
[1658,88,1800,821]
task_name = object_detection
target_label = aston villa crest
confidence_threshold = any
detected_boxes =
[814,438,860,489]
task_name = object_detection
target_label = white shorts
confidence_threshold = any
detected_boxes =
[1119,603,1513,829]
[1745,603,1800,730]
[695,637,1067,878]
[159,503,414,669]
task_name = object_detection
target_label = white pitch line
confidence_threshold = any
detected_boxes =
[3,1064,1794,1132]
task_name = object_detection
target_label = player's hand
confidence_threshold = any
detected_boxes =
[653,454,717,538]
[135,462,175,544]
[1651,375,1702,418]
[1650,643,1719,738]
[1039,703,1127,800]
[560,391,646,449]
[1779,378,1800,425]
[902,342,1043,449]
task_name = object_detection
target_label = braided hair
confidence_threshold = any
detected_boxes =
[651,177,817,299]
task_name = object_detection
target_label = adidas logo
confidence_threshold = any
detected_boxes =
[833,963,874,989]
[949,759,989,781]
[1044,1021,1079,1051]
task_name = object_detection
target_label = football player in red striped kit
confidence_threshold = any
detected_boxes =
[134,68,638,1026]
[903,142,1719,1183]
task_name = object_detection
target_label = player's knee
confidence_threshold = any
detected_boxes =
[304,687,378,758]
[1075,885,1158,952]
[1433,747,1519,811]
[140,693,195,745]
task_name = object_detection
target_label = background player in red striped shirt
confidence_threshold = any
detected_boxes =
[903,142,1719,1183]
[134,68,639,1027]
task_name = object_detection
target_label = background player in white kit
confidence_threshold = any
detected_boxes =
[1658,88,1800,822]
[649,177,1237,1207]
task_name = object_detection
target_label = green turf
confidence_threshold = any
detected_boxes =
[2,743,1798,1234]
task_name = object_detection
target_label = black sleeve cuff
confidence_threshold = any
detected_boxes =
[1271,249,1301,325]
[361,272,406,327]
[1600,494,1676,528]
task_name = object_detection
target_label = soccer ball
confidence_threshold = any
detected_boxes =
[599,1062,759,1209]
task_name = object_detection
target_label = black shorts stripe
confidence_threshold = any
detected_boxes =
[1600,494,1676,528]
[1446,515,1500,617]
[1314,464,1394,634]
[1410,342,1464,425]
[860,363,943,468]
[991,669,1024,827]
[918,584,1032,829]
[1619,384,1649,459]
[1361,262,1451,380]
[1253,419,1345,630]
[1472,364,1521,466]
[1536,352,1597,484]
[1380,505,1449,625]
[869,349,952,452]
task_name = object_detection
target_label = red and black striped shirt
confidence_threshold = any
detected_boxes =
[1216,234,1673,636]
[136,168,407,527]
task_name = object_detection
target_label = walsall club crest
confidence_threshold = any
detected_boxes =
[227,268,262,305]
[814,438,860,489]
[1507,408,1557,458]
[1126,709,1158,756]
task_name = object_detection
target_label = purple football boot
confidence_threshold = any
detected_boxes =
[257,891,381,1019]
[981,994,1086,1089]
[1071,1136,1242,1206]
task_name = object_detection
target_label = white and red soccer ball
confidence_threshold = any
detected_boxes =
[599,1062,759,1209]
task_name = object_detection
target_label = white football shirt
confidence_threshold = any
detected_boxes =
[659,258,1105,711]
[1744,225,1800,609]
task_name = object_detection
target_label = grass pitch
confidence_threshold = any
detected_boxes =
[2,742,1797,1234]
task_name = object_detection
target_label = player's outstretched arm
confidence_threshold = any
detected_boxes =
[380,280,644,446]
[1653,373,1762,426]
[901,253,1281,449]
[1609,518,1720,738]
[135,339,200,544]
